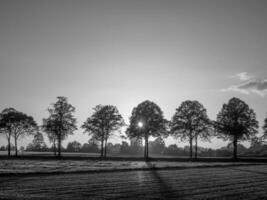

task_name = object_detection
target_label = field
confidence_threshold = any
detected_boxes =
[0,151,100,157]
[0,158,267,199]
[1,164,267,199]
[0,159,263,175]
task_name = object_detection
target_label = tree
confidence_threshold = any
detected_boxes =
[129,137,143,155]
[81,138,99,153]
[0,146,6,151]
[126,100,168,159]
[107,142,121,155]
[66,141,82,152]
[249,136,267,155]
[42,97,77,157]
[27,132,47,151]
[149,137,165,155]
[0,108,14,156]
[82,105,125,157]
[47,131,57,155]
[171,100,212,158]
[262,117,267,143]
[215,97,258,160]
[0,108,38,156]
[164,144,184,156]
[120,141,130,154]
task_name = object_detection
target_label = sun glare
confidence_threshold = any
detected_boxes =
[138,121,143,128]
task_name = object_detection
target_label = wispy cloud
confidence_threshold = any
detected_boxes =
[222,72,267,97]
[231,72,253,81]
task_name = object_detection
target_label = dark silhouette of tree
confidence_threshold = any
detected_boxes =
[0,108,38,156]
[107,142,121,155]
[126,100,168,159]
[215,97,258,160]
[0,108,14,156]
[42,97,77,157]
[82,105,125,157]
[66,141,82,152]
[81,138,100,153]
[164,144,184,156]
[46,131,57,155]
[249,136,267,155]
[129,137,143,155]
[0,146,5,151]
[193,111,213,158]
[120,141,130,154]
[149,137,165,155]
[171,100,212,158]
[26,132,48,151]
[262,117,267,142]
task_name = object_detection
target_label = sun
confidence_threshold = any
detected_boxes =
[138,121,143,128]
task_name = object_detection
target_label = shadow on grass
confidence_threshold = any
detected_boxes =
[145,161,182,199]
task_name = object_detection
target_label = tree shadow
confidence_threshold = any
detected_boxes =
[145,161,182,199]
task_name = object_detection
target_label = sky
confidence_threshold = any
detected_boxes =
[0,0,267,149]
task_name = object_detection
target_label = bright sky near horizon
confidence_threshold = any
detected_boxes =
[0,0,267,149]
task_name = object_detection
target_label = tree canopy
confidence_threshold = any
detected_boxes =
[82,105,125,157]
[215,97,258,159]
[149,137,165,155]
[66,140,82,152]
[262,117,267,142]
[126,100,168,158]
[42,96,77,157]
[0,108,38,156]
[26,132,48,151]
[171,100,212,158]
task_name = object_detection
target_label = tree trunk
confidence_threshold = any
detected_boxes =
[146,137,149,158]
[100,132,104,157]
[144,135,148,159]
[195,135,198,159]
[233,136,237,160]
[144,139,146,158]
[14,136,18,157]
[104,138,107,157]
[189,133,193,159]
[58,136,61,157]
[7,136,11,157]
[53,140,56,156]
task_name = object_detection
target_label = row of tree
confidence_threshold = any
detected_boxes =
[3,136,267,158]
[126,98,259,160]
[0,96,265,159]
[2,135,267,157]
[60,138,267,157]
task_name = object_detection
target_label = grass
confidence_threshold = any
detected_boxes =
[0,158,266,175]
[0,150,100,157]
[1,151,267,164]
[0,164,267,199]
[1,154,267,199]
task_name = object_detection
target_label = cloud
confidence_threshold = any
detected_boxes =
[231,72,253,81]
[222,72,267,97]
